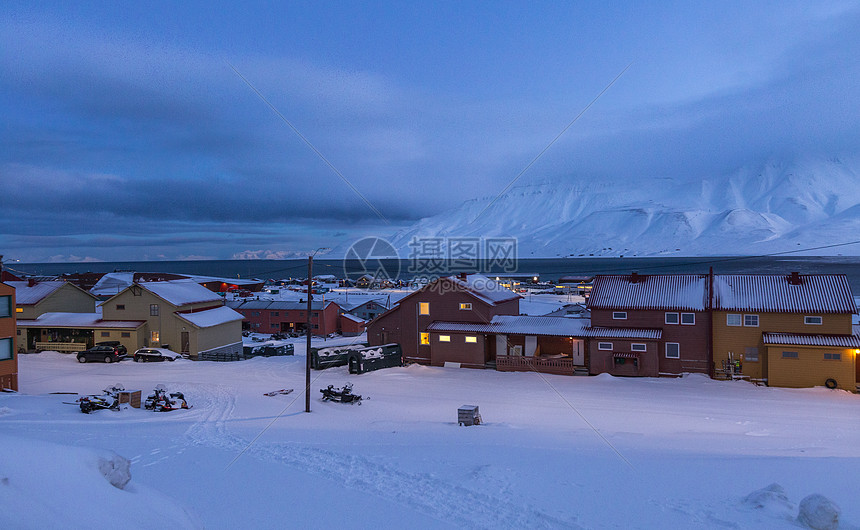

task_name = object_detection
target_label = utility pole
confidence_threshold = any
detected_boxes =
[305,254,313,413]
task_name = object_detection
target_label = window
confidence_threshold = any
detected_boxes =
[459,303,472,310]
[100,331,110,338]
[744,347,759,362]
[312,312,319,317]
[824,353,841,360]
[116,304,125,311]
[0,296,11,317]
[438,335,451,342]
[665,342,680,359]
[598,342,613,350]
[271,324,278,329]
[313,324,319,329]
[726,314,742,326]
[151,331,160,343]
[16,307,23,313]
[781,351,798,359]
[271,311,279,317]
[665,312,679,325]
[804,316,823,325]
[150,304,159,316]
[0,338,12,361]
[612,311,627,320]
[418,302,430,315]
[743,315,759,327]
[420,332,430,345]
[121,332,130,338]
[465,336,477,343]
[631,343,647,352]
[681,313,695,325]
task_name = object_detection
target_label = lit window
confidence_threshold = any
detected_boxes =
[743,315,759,327]
[726,314,742,326]
[665,312,679,325]
[681,313,695,325]
[665,343,680,359]
[459,303,472,310]
[465,336,477,343]
[150,304,159,316]
[598,342,613,350]
[151,331,160,343]
[16,307,23,313]
[781,351,798,359]
[420,333,429,345]
[612,312,627,320]
[439,335,451,342]
[418,302,430,315]
[631,343,646,352]
[824,353,841,360]
[804,316,822,325]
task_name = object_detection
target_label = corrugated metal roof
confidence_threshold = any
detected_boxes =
[16,312,146,329]
[762,332,860,348]
[581,326,662,339]
[177,306,244,328]
[6,281,66,305]
[231,300,331,311]
[713,274,856,313]
[428,316,589,337]
[588,275,708,311]
[143,280,222,307]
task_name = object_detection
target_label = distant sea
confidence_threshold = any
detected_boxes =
[14,256,860,293]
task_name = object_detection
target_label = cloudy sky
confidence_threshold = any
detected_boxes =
[2,1,859,262]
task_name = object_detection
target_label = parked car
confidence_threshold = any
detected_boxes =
[132,348,182,362]
[95,341,128,356]
[77,344,126,363]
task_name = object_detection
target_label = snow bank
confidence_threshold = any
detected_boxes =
[0,434,198,528]
[798,494,841,530]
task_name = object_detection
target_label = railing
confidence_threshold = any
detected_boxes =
[35,342,88,353]
[496,355,575,376]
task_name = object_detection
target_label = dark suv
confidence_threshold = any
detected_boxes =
[77,344,126,363]
[96,341,128,356]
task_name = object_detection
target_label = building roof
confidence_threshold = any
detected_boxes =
[16,312,146,329]
[713,274,856,314]
[588,274,709,311]
[447,274,521,305]
[762,332,860,348]
[141,280,223,307]
[259,300,332,311]
[176,306,244,328]
[341,313,365,324]
[428,315,590,337]
[581,326,663,339]
[6,281,67,305]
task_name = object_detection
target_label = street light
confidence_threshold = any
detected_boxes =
[306,247,329,413]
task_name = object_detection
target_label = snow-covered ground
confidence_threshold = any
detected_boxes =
[2,338,858,529]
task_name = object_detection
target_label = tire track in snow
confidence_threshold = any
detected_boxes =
[182,385,582,529]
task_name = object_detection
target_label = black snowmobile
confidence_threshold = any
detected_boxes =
[77,384,123,413]
[145,384,190,412]
[320,383,363,404]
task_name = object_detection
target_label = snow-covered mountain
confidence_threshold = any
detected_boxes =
[384,157,860,257]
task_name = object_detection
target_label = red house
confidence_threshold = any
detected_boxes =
[586,273,712,377]
[366,274,520,366]
[0,281,18,391]
[232,300,341,336]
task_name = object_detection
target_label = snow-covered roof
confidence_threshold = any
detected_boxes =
[588,274,709,311]
[428,316,590,337]
[713,274,856,314]
[340,298,389,311]
[16,312,145,329]
[581,326,662,339]
[90,272,135,296]
[6,281,66,305]
[341,313,365,324]
[447,274,521,305]
[762,333,860,348]
[176,306,244,328]
[141,280,222,307]
[234,300,332,311]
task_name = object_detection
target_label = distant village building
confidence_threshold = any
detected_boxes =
[229,300,341,336]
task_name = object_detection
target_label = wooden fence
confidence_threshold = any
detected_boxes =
[496,355,575,376]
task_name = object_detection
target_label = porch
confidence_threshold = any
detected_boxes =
[496,354,576,376]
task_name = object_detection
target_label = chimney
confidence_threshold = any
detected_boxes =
[28,278,37,287]
[788,271,802,285]
[630,272,641,284]
[458,272,468,281]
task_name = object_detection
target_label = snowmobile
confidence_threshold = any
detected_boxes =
[77,384,123,414]
[320,383,363,405]
[144,384,191,412]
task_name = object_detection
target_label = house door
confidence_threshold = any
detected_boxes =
[572,339,585,365]
[525,335,537,356]
[181,332,190,354]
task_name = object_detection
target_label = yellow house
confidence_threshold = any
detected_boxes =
[102,280,242,359]
[8,280,99,351]
[712,273,858,390]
